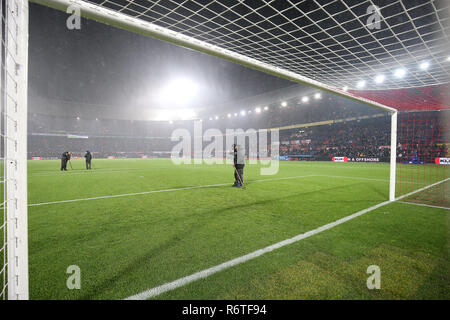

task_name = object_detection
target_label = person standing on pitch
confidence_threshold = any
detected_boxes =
[61,151,70,171]
[232,144,245,188]
[84,150,93,170]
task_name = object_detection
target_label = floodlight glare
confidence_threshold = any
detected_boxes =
[394,68,407,78]
[227,113,232,118]
[281,101,287,107]
[234,113,238,117]
[419,61,430,70]
[314,93,321,99]
[240,110,246,116]
[342,86,348,92]
[302,96,309,103]
[447,56,450,62]
[255,107,261,113]
[374,74,385,84]
[215,115,219,120]
[356,80,366,88]
[264,106,269,111]
[158,78,198,107]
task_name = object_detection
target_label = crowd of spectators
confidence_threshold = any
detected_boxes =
[278,111,448,163]
[279,117,391,160]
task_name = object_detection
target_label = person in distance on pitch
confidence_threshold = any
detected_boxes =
[61,151,70,171]
[84,150,93,170]
[232,144,245,188]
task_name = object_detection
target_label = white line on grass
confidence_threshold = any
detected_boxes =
[28,182,232,207]
[27,175,316,207]
[313,174,424,185]
[397,201,450,211]
[25,174,424,208]
[395,178,449,202]
[124,177,449,300]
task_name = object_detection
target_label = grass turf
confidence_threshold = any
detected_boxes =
[7,158,448,299]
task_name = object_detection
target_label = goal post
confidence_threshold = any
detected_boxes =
[1,0,29,300]
[390,111,398,202]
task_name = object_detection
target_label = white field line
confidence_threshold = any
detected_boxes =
[125,177,449,300]
[24,174,425,208]
[29,168,425,187]
[396,201,450,211]
[26,175,315,207]
[28,182,233,207]
[29,168,156,177]
[313,174,425,185]
[395,178,450,202]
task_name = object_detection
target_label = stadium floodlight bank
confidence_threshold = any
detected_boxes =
[5,0,449,299]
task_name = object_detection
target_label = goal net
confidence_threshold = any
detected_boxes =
[396,110,449,207]
[3,0,449,299]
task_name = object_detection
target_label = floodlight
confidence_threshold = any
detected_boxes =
[394,68,407,78]
[356,80,366,88]
[374,74,385,84]
[158,78,198,107]
[419,61,430,71]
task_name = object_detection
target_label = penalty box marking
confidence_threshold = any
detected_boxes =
[27,174,395,207]
[125,177,449,300]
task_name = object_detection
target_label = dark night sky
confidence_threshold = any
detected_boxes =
[29,3,295,114]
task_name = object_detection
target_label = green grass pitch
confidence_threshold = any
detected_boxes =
[3,158,449,299]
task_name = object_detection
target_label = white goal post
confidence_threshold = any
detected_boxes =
[1,0,29,300]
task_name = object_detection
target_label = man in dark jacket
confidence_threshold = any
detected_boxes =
[84,150,93,170]
[232,144,245,187]
[61,151,71,171]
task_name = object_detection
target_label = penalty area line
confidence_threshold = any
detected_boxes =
[124,177,449,300]
[27,175,315,207]
[396,201,450,211]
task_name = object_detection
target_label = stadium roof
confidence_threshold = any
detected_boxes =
[33,0,450,111]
